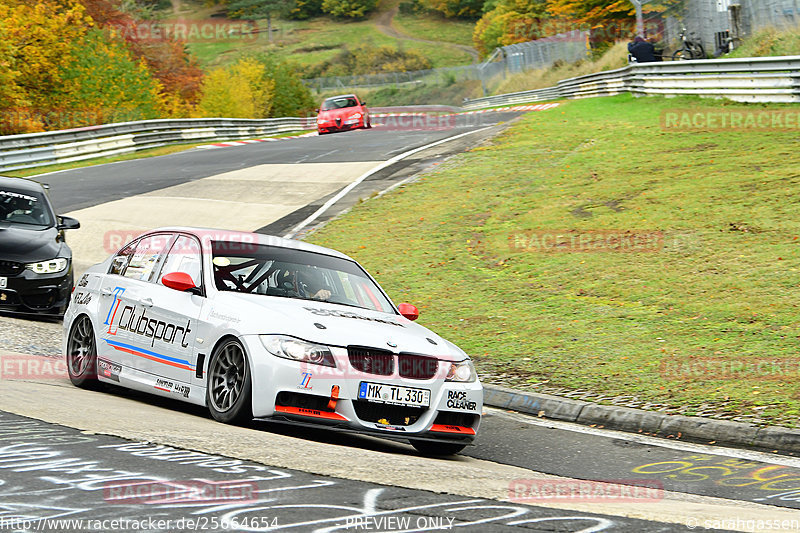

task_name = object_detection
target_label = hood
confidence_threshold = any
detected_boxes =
[213,292,466,361]
[0,225,66,263]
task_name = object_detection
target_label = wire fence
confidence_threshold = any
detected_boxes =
[644,0,800,59]
[302,31,589,93]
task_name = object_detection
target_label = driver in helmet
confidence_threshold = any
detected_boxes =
[283,265,331,301]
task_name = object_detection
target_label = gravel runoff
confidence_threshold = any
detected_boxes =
[0,315,62,357]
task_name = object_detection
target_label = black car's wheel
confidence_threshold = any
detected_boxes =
[66,315,98,388]
[207,339,252,424]
[410,439,467,456]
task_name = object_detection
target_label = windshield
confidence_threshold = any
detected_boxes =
[0,188,53,228]
[321,97,359,111]
[211,242,395,313]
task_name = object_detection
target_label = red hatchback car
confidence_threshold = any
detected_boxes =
[316,94,371,134]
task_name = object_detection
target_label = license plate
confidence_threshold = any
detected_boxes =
[0,278,6,289]
[358,382,430,408]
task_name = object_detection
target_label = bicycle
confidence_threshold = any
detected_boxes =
[671,28,705,60]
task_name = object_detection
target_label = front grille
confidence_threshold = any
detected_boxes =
[276,391,330,411]
[21,289,58,310]
[0,290,20,307]
[0,260,24,276]
[398,354,438,380]
[348,346,394,376]
[353,400,426,426]
[434,411,478,428]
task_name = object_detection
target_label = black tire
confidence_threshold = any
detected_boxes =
[66,315,98,388]
[410,439,467,456]
[365,118,372,129]
[207,339,252,424]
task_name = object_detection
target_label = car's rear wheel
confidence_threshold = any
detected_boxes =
[207,339,252,424]
[410,439,467,456]
[66,315,98,388]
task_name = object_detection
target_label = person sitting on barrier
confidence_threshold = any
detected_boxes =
[628,36,659,63]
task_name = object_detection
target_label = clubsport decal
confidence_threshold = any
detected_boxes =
[104,287,192,348]
[304,307,405,328]
[104,338,195,371]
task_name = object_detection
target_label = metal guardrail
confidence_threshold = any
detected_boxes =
[0,117,314,172]
[463,55,800,109]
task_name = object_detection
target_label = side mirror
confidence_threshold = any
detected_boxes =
[162,271,198,293]
[57,216,80,230]
[398,303,419,321]
[361,101,367,106]
[315,108,320,113]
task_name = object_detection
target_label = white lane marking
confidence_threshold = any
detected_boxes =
[488,407,800,468]
[282,127,492,239]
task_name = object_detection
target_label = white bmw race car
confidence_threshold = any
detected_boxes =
[64,227,482,455]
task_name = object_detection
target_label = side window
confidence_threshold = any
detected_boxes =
[158,235,202,288]
[123,234,173,282]
[109,241,137,276]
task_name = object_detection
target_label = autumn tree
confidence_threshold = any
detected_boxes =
[258,57,316,117]
[418,0,484,19]
[473,0,549,56]
[57,28,165,128]
[197,57,275,118]
[321,0,378,19]
[226,0,290,41]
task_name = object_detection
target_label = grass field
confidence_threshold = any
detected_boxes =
[392,12,476,47]
[308,94,800,427]
[174,1,474,70]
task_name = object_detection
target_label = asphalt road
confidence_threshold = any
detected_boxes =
[41,115,515,214]
[0,411,678,533]
[1,109,797,532]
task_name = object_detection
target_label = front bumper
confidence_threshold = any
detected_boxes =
[242,335,482,442]
[317,118,364,133]
[0,265,73,315]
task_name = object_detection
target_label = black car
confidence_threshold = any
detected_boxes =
[0,176,80,316]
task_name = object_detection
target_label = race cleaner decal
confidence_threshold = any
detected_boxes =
[154,378,190,398]
[304,307,405,328]
[97,358,121,382]
[446,390,478,411]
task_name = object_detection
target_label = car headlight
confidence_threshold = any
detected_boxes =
[445,359,477,382]
[317,119,327,124]
[349,113,362,119]
[261,335,336,367]
[26,258,68,274]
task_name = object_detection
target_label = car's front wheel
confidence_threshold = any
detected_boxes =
[410,439,467,456]
[66,315,98,388]
[207,339,252,424]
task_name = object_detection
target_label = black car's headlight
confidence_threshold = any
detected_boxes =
[261,335,336,367]
[26,258,68,274]
[445,359,477,382]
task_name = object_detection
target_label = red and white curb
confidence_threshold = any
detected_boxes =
[197,131,317,149]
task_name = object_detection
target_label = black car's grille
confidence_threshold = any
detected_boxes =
[0,260,24,276]
[0,290,20,307]
[353,400,426,426]
[398,354,439,380]
[21,289,58,310]
[348,346,394,376]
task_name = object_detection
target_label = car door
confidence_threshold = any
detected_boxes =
[145,233,205,397]
[99,233,174,378]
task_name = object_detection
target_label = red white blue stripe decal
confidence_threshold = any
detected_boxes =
[104,339,194,371]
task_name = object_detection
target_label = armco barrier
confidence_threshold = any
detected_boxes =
[0,117,314,172]
[463,55,800,109]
